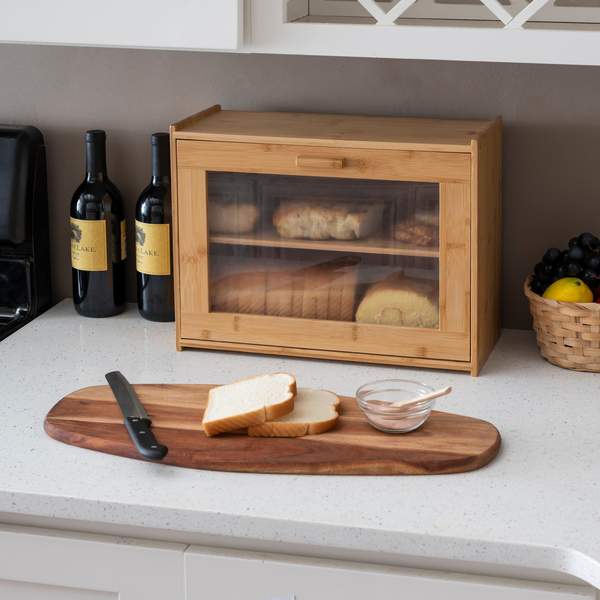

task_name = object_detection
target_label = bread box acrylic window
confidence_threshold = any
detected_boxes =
[170,106,501,375]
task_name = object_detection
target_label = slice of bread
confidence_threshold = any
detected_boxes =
[248,388,340,438]
[202,373,296,437]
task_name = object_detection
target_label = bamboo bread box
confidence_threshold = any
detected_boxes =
[170,106,502,375]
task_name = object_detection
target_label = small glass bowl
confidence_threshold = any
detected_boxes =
[356,379,436,433]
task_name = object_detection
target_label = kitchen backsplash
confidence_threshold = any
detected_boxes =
[2,43,600,329]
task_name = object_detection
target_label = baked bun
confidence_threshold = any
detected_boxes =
[208,201,259,234]
[394,221,438,247]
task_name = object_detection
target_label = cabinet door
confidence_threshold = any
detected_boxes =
[0,524,185,600]
[1,1,242,50]
[185,547,595,600]
[175,140,471,362]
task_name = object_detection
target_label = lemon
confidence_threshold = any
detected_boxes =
[542,277,593,303]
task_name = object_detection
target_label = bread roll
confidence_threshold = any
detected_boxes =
[208,201,259,234]
[273,199,383,241]
[355,273,439,328]
[394,221,438,247]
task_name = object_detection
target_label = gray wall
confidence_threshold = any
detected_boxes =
[1,43,599,329]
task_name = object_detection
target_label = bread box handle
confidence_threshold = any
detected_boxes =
[296,155,345,169]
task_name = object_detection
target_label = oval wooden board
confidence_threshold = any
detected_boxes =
[45,384,501,476]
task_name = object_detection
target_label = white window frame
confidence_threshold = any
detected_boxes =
[244,0,600,65]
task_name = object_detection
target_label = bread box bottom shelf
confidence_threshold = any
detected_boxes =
[177,337,473,373]
[209,249,440,330]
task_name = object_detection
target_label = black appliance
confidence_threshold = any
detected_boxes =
[0,125,51,341]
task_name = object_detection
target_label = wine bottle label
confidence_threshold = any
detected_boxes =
[70,217,107,272]
[121,220,127,261]
[135,220,171,276]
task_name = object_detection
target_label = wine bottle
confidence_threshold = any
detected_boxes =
[135,133,175,322]
[70,130,126,318]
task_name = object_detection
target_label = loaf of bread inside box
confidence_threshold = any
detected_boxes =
[211,271,267,315]
[273,200,383,241]
[211,258,358,321]
[355,272,439,329]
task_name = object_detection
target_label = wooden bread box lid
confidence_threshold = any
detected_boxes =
[171,105,500,153]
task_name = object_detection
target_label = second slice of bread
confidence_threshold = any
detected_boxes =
[202,373,296,437]
[248,388,340,438]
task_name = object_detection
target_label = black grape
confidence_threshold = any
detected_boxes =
[579,232,596,247]
[530,279,546,295]
[586,255,600,272]
[542,247,561,265]
[582,270,599,289]
[568,245,586,262]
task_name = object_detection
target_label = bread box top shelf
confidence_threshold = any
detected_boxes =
[171,105,499,153]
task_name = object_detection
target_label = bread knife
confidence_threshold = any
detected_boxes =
[105,371,168,461]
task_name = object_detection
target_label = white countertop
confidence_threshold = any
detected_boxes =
[1,300,599,587]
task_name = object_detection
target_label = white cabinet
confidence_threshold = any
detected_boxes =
[2,0,600,64]
[0,524,186,600]
[0,525,596,600]
[185,546,595,600]
[0,1,242,50]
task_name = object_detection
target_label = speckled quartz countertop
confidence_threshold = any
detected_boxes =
[1,300,600,588]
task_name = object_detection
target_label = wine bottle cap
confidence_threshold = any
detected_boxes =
[85,129,106,143]
[151,132,169,146]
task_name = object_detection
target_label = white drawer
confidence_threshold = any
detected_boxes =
[0,524,186,600]
[185,546,595,600]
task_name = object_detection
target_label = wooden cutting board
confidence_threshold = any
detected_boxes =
[44,384,501,476]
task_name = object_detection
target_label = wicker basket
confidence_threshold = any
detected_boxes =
[524,276,600,372]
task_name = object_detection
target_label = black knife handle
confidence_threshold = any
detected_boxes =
[125,417,168,461]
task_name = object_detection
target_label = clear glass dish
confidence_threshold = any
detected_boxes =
[356,379,436,433]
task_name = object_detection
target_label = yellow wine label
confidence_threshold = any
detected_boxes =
[121,220,127,261]
[135,221,171,276]
[70,217,107,272]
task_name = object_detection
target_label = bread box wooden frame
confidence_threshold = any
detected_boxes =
[170,105,501,375]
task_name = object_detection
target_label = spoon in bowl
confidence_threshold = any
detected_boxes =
[366,385,452,411]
